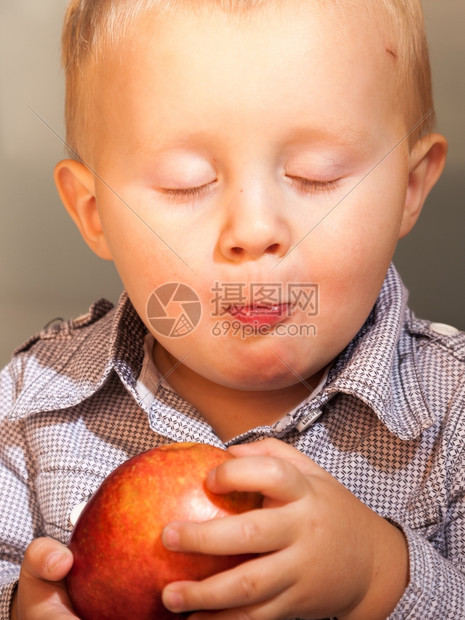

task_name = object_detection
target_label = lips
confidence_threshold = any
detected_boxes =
[226,303,291,327]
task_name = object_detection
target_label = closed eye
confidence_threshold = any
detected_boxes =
[287,175,340,195]
[159,181,216,202]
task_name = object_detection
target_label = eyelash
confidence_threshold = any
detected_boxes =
[160,183,214,202]
[159,176,339,202]
[287,176,340,195]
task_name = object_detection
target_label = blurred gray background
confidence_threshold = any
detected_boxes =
[0,1,464,367]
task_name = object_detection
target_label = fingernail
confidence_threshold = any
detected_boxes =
[163,586,184,612]
[162,525,180,550]
[206,467,217,488]
[46,550,70,572]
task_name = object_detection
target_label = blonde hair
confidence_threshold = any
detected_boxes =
[61,0,435,161]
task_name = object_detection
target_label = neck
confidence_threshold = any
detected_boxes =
[154,345,323,442]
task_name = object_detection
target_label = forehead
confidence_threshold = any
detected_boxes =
[91,1,401,153]
[96,0,394,78]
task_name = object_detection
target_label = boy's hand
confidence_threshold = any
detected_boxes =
[161,438,409,620]
[12,537,77,620]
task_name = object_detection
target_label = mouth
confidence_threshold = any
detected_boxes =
[226,303,291,327]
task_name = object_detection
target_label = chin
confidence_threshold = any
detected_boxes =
[205,359,311,392]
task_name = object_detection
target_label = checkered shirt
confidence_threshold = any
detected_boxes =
[1,264,465,619]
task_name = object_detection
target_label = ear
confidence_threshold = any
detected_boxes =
[399,133,448,239]
[54,160,113,260]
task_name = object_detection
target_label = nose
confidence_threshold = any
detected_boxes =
[217,185,292,262]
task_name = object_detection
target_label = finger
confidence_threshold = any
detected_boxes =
[17,538,78,620]
[162,552,295,614]
[207,454,308,503]
[189,592,296,620]
[228,438,317,472]
[22,538,73,582]
[163,505,292,555]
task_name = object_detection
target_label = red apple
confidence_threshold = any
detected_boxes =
[67,442,262,620]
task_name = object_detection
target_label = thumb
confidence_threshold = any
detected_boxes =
[22,537,74,582]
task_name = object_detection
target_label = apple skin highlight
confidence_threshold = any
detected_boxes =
[67,442,262,620]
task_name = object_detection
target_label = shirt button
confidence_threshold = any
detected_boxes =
[69,501,88,528]
[429,322,460,337]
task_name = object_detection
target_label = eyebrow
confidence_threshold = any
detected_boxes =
[285,124,372,150]
[129,123,372,158]
[129,131,214,157]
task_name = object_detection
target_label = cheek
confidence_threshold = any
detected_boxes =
[328,169,407,270]
[98,212,188,315]
[303,176,407,328]
[320,208,398,301]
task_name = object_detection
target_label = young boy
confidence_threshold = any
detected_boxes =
[1,0,462,618]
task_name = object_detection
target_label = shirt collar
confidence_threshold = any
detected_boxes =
[11,266,435,440]
[319,264,435,440]
[10,292,147,419]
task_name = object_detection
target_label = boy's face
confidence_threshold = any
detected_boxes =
[89,2,415,391]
